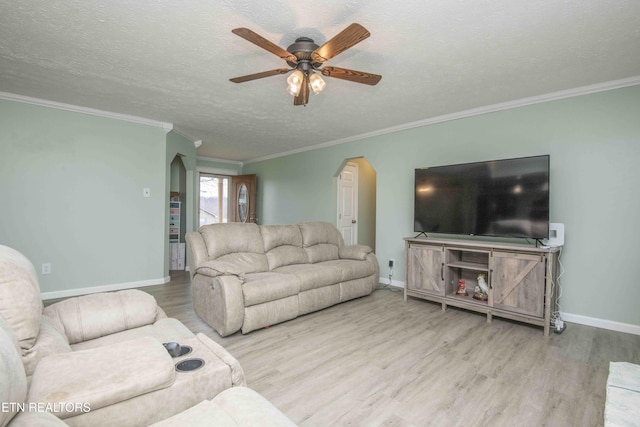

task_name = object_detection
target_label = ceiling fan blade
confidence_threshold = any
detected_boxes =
[293,74,310,106]
[232,28,297,63]
[311,23,370,63]
[230,68,292,83]
[321,66,382,85]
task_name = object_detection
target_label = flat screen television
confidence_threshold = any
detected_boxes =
[414,155,549,239]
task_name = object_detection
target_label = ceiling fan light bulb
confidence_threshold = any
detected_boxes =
[309,73,326,94]
[287,70,304,86]
[287,83,301,96]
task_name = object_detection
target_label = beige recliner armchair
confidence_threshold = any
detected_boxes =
[0,313,297,427]
[0,244,253,426]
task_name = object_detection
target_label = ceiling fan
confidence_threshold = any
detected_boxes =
[229,23,382,106]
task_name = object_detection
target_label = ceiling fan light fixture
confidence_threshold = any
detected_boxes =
[286,70,304,95]
[230,24,381,106]
[309,72,326,94]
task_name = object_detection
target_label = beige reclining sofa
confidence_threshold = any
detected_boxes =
[187,221,379,336]
[0,244,296,427]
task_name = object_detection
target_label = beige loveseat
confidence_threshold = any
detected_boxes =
[0,244,296,427]
[187,221,379,336]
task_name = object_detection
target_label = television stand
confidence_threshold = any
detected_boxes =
[404,236,561,335]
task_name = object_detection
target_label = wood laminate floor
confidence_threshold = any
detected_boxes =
[126,273,640,426]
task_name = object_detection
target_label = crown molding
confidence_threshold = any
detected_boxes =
[196,156,244,167]
[244,76,640,164]
[0,91,173,132]
[170,126,200,143]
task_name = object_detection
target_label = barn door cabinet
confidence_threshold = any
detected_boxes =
[404,237,560,335]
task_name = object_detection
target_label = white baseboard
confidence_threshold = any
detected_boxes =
[381,279,640,336]
[379,277,405,289]
[41,276,171,301]
[560,312,640,336]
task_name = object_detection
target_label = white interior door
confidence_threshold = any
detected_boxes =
[337,162,358,245]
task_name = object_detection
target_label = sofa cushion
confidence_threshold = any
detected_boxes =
[273,264,343,292]
[298,222,344,263]
[242,273,301,307]
[69,317,195,351]
[261,224,308,270]
[28,337,175,418]
[0,246,43,352]
[199,223,265,259]
[303,244,339,264]
[22,316,72,377]
[0,315,28,427]
[318,259,377,282]
[43,289,161,345]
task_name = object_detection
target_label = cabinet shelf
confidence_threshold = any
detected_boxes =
[446,261,489,271]
[404,237,560,336]
[447,291,488,306]
[169,199,184,270]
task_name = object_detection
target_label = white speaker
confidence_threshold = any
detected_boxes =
[542,223,565,247]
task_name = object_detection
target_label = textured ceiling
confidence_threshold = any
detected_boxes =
[1,0,639,162]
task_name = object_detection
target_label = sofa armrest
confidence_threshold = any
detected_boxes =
[196,333,246,386]
[195,260,247,281]
[186,231,208,274]
[43,289,161,344]
[191,274,245,337]
[28,337,175,419]
[148,387,296,427]
[212,387,297,427]
[339,245,373,261]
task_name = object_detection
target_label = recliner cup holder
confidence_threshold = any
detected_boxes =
[163,343,193,358]
[175,358,204,372]
[176,345,192,357]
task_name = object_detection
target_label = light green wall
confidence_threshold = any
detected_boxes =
[0,100,168,294]
[243,85,640,326]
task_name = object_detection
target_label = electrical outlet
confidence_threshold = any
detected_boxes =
[388,259,395,268]
[41,263,51,275]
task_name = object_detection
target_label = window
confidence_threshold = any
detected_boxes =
[199,174,229,226]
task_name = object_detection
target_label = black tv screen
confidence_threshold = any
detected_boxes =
[414,155,549,239]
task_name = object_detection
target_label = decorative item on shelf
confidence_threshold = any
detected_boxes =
[170,191,180,202]
[456,279,468,297]
[473,273,489,301]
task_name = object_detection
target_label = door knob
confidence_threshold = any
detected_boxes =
[352,220,357,224]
